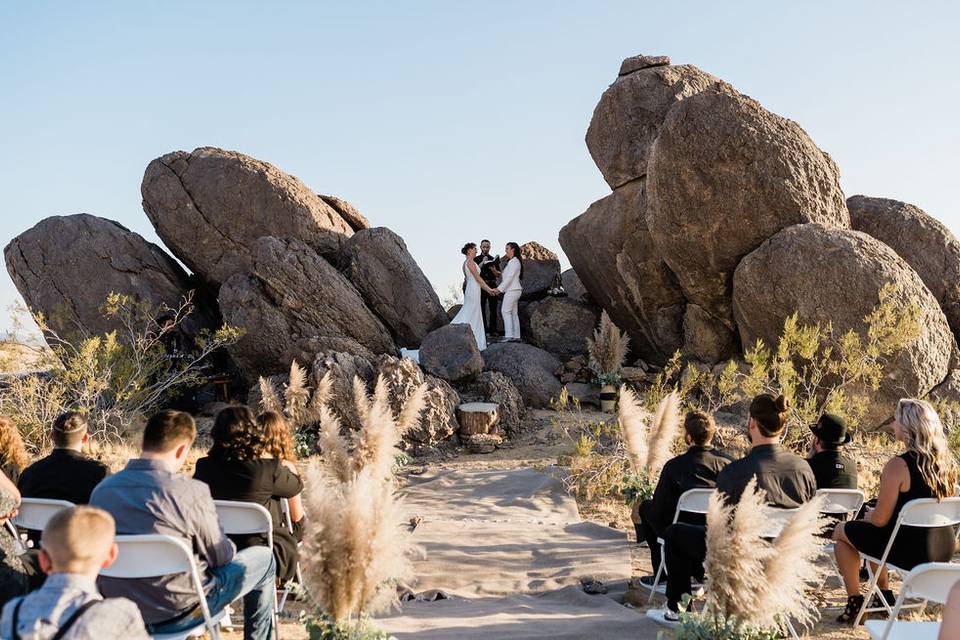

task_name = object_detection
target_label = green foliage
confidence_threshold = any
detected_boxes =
[304,614,390,640]
[0,292,242,452]
[620,471,655,504]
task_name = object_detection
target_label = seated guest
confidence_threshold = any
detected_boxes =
[194,408,304,584]
[19,411,110,505]
[833,399,958,624]
[257,412,306,546]
[636,410,731,585]
[806,413,858,489]
[1,506,148,639]
[91,410,276,640]
[0,470,29,608]
[0,417,29,484]
[648,393,817,627]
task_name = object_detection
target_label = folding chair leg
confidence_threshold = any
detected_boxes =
[647,542,667,604]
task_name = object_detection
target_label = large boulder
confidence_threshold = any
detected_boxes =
[929,369,960,432]
[141,147,353,287]
[732,224,955,428]
[418,323,483,383]
[218,236,395,379]
[457,371,526,438]
[585,58,727,189]
[848,195,960,342]
[646,90,849,357]
[339,227,447,348]
[519,242,561,300]
[481,342,562,408]
[309,350,377,431]
[519,296,599,359]
[560,268,591,304]
[4,214,214,341]
[374,355,459,448]
[559,180,685,364]
[318,194,370,232]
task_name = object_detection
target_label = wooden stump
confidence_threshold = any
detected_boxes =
[457,402,499,436]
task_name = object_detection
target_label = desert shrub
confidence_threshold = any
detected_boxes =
[300,374,425,633]
[0,292,241,452]
[586,311,629,387]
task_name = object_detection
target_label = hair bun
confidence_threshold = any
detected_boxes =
[775,394,790,413]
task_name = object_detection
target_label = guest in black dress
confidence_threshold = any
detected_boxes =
[833,398,959,624]
[0,417,28,484]
[193,407,303,583]
[256,411,306,574]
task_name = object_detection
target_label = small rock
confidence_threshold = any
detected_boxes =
[565,360,581,371]
[560,372,577,384]
[618,54,671,76]
[464,433,502,454]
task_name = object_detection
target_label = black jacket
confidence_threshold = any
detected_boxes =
[716,443,817,508]
[18,449,110,505]
[193,456,304,581]
[807,449,858,490]
[646,446,733,533]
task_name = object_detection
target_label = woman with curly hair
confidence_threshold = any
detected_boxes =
[833,398,959,624]
[257,412,305,565]
[0,417,28,484]
[193,406,303,582]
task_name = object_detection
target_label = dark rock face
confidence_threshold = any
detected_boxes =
[733,224,955,428]
[419,323,483,383]
[218,236,395,379]
[339,227,447,348]
[519,296,599,359]
[848,195,960,343]
[519,242,561,300]
[457,371,526,438]
[318,194,371,232]
[141,147,353,287]
[560,268,591,304]
[4,213,214,341]
[481,342,562,409]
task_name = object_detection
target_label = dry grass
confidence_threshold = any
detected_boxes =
[586,311,629,378]
[618,387,680,477]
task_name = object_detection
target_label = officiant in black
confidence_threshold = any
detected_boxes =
[475,239,501,336]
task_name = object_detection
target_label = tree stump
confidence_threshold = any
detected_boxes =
[457,402,499,436]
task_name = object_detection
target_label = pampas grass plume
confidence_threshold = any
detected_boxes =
[257,376,283,414]
[645,391,680,476]
[587,311,629,377]
[617,386,648,474]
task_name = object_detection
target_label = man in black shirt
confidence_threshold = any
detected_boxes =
[806,413,857,489]
[648,394,817,628]
[635,410,731,584]
[475,239,501,337]
[18,412,110,507]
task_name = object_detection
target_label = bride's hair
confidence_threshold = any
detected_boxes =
[461,242,476,256]
[506,242,523,279]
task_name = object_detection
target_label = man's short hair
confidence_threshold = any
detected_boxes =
[480,239,491,245]
[52,411,87,448]
[142,410,196,453]
[683,410,715,446]
[42,506,115,573]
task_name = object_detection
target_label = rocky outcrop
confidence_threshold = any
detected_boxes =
[318,194,370,231]
[848,195,960,343]
[375,355,459,448]
[586,59,727,189]
[519,296,599,358]
[339,227,447,348]
[929,369,960,430]
[218,236,395,379]
[457,371,526,438]
[559,180,685,364]
[482,342,562,408]
[418,323,483,383]
[141,147,353,287]
[560,268,590,304]
[733,224,955,428]
[519,242,561,300]
[646,90,849,358]
[309,350,377,431]
[4,214,214,341]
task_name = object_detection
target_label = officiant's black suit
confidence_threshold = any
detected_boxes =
[475,252,500,335]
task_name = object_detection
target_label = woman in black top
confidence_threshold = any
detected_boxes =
[833,399,958,624]
[193,407,304,582]
[0,417,28,484]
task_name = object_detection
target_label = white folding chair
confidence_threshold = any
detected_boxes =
[277,497,304,612]
[644,488,714,603]
[854,497,960,626]
[11,497,74,538]
[213,500,279,639]
[815,488,866,593]
[102,534,223,640]
[760,505,803,539]
[3,519,25,554]
[864,562,960,640]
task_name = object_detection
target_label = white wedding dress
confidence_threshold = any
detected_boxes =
[451,260,487,351]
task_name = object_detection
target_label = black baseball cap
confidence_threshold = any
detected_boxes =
[809,413,851,446]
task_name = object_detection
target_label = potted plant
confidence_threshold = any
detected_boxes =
[586,311,629,413]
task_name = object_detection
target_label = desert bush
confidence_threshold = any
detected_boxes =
[300,374,425,634]
[0,292,241,452]
[586,311,629,387]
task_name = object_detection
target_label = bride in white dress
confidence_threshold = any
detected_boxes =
[451,242,498,351]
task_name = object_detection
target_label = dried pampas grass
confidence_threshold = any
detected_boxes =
[617,387,679,477]
[587,311,629,377]
[617,386,648,474]
[645,390,680,476]
[703,479,828,632]
[301,373,426,622]
[256,360,332,429]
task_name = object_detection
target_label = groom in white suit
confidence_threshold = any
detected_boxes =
[496,242,523,342]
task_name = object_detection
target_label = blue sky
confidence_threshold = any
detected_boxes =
[1,1,958,334]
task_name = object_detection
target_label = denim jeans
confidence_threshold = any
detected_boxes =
[148,546,276,640]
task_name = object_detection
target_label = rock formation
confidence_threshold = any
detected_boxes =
[375,355,460,448]
[482,342,562,408]
[519,242,561,300]
[4,214,214,341]
[339,227,447,348]
[418,323,483,383]
[318,194,371,231]
[519,297,599,359]
[457,371,526,438]
[560,269,590,304]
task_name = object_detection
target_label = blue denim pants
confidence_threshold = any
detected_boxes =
[148,546,276,640]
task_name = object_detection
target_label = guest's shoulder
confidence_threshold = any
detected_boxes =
[88,597,149,636]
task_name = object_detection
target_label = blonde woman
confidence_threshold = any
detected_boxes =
[0,417,28,484]
[833,399,959,624]
[258,411,306,579]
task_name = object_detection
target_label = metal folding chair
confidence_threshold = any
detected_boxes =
[815,488,866,593]
[277,497,304,612]
[644,488,714,603]
[864,562,960,640]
